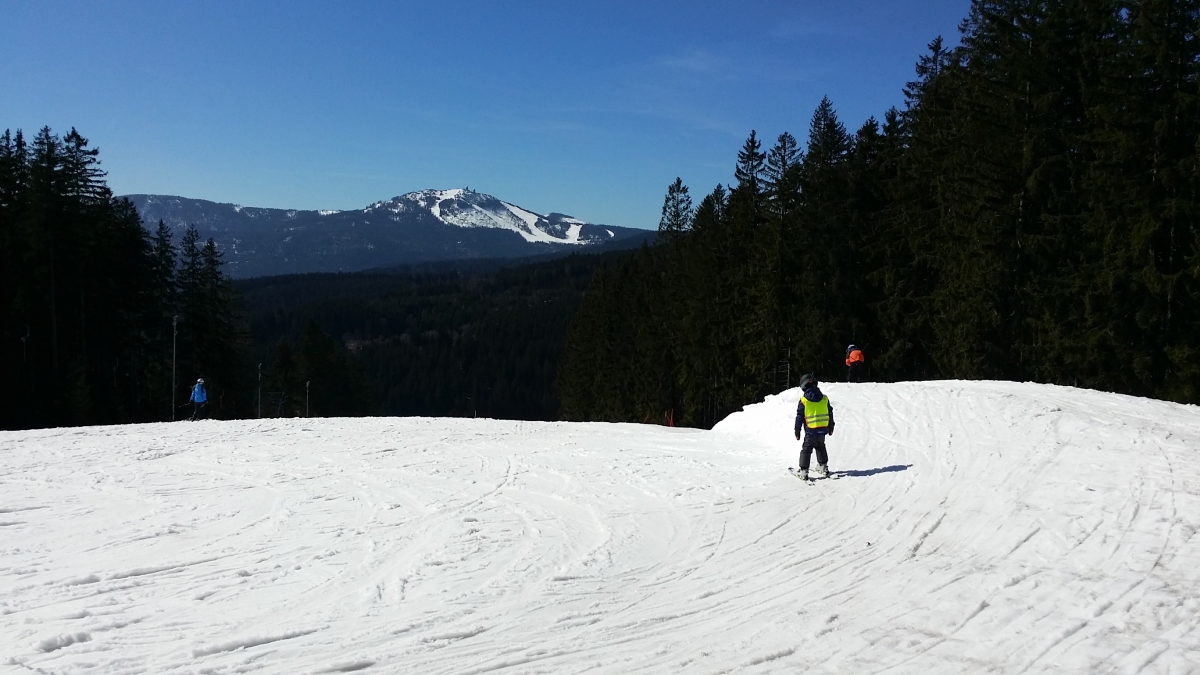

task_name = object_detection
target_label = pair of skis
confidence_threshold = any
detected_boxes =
[788,467,838,484]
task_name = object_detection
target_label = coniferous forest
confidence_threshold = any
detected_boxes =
[0,127,248,429]
[558,0,1200,427]
[236,252,628,421]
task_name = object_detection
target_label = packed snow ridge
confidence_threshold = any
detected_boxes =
[367,188,594,244]
[2,381,1199,673]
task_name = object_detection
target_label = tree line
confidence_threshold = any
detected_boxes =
[0,127,247,428]
[237,251,629,421]
[557,0,1200,427]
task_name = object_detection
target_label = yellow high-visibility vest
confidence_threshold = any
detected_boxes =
[802,395,830,428]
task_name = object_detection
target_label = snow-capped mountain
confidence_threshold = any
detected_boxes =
[124,190,650,278]
[375,188,595,244]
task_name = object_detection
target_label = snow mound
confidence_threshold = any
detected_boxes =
[1,381,1198,673]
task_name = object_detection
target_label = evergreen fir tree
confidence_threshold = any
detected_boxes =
[734,130,766,192]
[677,185,741,426]
[764,132,802,219]
[657,177,693,245]
[878,38,959,381]
[197,237,248,417]
[176,225,204,401]
[786,97,854,380]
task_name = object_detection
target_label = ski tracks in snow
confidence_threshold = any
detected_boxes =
[2,382,1199,673]
[713,381,1200,674]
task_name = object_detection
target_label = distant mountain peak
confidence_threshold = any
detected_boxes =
[363,188,589,245]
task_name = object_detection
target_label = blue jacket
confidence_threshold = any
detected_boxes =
[794,386,834,437]
[190,383,207,403]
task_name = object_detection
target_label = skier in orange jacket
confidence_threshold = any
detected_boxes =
[845,345,865,382]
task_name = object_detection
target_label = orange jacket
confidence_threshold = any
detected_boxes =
[845,348,864,366]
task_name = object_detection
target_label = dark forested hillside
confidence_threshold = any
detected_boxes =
[236,250,635,420]
[558,0,1200,427]
[0,128,249,429]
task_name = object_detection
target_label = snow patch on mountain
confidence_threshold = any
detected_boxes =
[371,188,600,245]
[500,200,543,231]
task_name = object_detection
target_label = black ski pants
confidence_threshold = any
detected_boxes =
[799,433,828,471]
[847,362,865,382]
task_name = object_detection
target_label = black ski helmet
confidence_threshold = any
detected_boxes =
[799,373,816,392]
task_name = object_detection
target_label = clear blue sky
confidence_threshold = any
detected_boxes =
[2,1,968,229]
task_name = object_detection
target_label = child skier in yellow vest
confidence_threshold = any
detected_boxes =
[794,373,834,481]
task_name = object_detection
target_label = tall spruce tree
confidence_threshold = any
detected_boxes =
[786,97,854,380]
[657,177,693,245]
[174,227,248,418]
[681,185,743,425]
[1075,0,1200,399]
[763,132,803,390]
[727,132,775,401]
[878,39,958,380]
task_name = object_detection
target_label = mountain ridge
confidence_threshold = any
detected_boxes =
[124,189,650,278]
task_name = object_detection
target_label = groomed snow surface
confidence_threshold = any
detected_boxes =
[2,381,1198,674]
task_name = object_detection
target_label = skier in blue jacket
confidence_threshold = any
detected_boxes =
[794,373,834,481]
[189,378,207,421]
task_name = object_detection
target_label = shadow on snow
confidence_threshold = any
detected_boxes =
[834,464,912,478]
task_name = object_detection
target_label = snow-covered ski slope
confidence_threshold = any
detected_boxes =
[2,381,1198,674]
[376,189,592,245]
